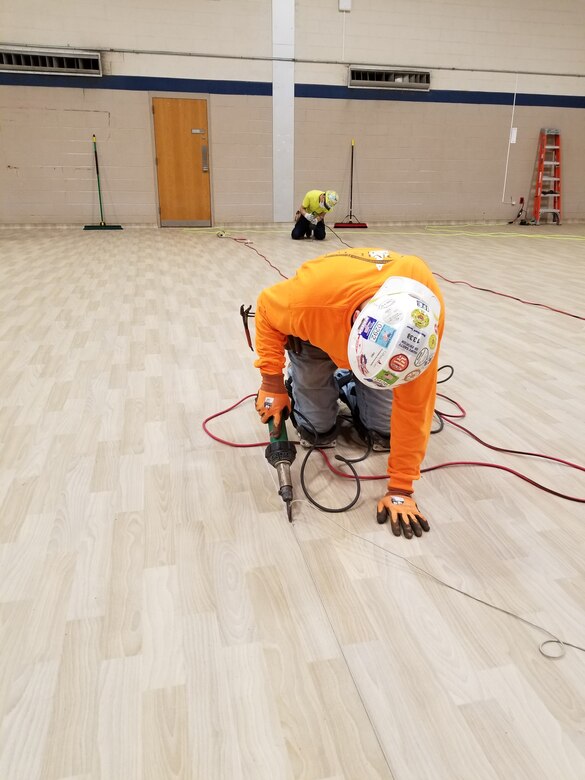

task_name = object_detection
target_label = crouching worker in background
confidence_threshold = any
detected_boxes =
[292,190,339,240]
[253,247,445,539]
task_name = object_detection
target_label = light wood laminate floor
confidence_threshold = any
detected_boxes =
[0,224,584,779]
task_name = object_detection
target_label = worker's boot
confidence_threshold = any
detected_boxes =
[335,370,390,452]
[296,423,337,449]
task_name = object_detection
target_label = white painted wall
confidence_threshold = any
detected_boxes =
[0,0,272,63]
[2,0,584,90]
[295,0,585,77]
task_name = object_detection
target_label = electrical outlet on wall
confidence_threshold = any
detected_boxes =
[339,0,352,10]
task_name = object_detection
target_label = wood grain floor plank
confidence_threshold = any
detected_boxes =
[247,564,343,778]
[142,565,185,690]
[41,618,102,779]
[183,612,244,779]
[144,463,175,566]
[96,656,142,779]
[67,492,115,621]
[102,511,144,659]
[308,657,394,779]
[223,643,290,780]
[0,660,59,780]
[142,686,190,780]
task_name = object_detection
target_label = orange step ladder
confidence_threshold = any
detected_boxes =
[533,128,561,224]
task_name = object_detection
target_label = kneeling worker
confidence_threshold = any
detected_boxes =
[292,190,339,240]
[253,246,445,540]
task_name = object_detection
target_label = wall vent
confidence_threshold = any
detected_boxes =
[349,66,430,91]
[0,46,102,76]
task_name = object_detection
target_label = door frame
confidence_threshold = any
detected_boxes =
[149,92,214,227]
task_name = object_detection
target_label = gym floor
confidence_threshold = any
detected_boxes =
[1,223,584,779]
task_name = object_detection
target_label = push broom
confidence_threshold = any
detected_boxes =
[84,134,123,230]
[334,138,367,228]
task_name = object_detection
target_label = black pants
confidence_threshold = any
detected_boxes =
[291,215,326,240]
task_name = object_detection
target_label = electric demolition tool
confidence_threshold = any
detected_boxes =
[265,418,296,522]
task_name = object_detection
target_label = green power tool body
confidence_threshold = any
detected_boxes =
[266,418,297,521]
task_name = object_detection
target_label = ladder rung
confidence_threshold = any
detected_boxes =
[539,209,560,213]
[545,145,560,149]
[542,176,560,181]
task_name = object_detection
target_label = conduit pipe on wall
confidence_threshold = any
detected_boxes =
[2,40,585,78]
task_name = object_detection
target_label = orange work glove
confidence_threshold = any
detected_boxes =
[376,492,430,539]
[255,373,291,437]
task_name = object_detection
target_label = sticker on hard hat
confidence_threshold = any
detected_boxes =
[414,347,430,367]
[372,370,400,387]
[404,369,421,382]
[357,315,377,339]
[404,326,422,344]
[357,353,369,375]
[411,309,430,328]
[358,316,397,349]
[389,353,409,372]
[374,324,396,347]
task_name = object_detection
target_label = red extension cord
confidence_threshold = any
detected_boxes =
[202,391,585,504]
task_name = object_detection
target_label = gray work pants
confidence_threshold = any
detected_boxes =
[287,342,393,435]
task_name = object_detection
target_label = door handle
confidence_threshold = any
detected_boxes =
[201,144,209,172]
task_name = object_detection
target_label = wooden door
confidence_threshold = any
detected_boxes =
[152,97,211,226]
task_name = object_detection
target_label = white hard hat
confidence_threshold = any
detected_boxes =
[348,275,441,389]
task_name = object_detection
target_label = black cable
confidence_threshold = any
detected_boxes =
[292,365,455,508]
[326,223,354,248]
[437,364,454,384]
[292,408,366,513]
[431,365,454,433]
[431,411,444,435]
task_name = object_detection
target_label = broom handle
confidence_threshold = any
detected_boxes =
[92,134,106,225]
[349,139,354,218]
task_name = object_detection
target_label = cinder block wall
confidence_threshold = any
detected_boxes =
[0,0,584,225]
[0,87,157,225]
[293,99,585,223]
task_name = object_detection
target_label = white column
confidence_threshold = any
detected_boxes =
[272,0,295,222]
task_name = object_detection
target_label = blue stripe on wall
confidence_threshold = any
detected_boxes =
[0,72,273,95]
[0,71,583,108]
[296,83,585,108]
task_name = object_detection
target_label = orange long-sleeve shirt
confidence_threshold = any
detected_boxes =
[254,248,445,492]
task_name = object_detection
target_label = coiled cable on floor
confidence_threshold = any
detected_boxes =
[292,407,371,514]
